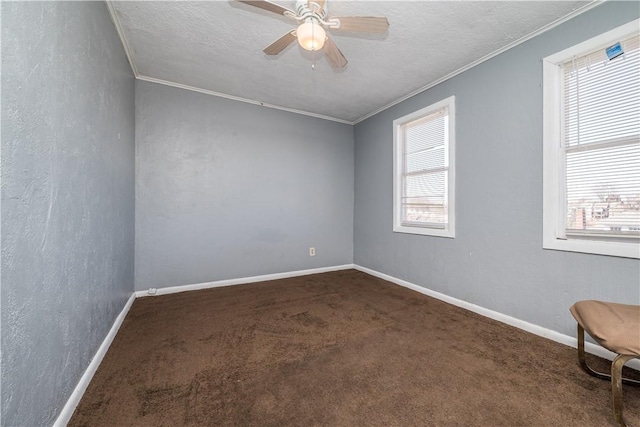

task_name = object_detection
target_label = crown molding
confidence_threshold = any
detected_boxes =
[351,0,605,124]
[106,0,604,126]
[105,0,139,77]
[136,75,353,125]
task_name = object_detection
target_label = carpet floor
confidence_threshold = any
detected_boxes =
[69,270,640,426]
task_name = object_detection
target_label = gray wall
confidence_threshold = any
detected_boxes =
[1,2,135,426]
[135,81,354,290]
[354,1,640,339]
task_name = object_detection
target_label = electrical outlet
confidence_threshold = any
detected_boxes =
[148,288,157,296]
[309,247,316,256]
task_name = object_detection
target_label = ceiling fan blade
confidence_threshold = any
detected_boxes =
[323,35,348,69]
[236,0,295,17]
[331,16,389,33]
[307,0,326,13]
[263,31,297,55]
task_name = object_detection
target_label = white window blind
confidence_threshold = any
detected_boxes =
[401,108,449,227]
[563,34,640,237]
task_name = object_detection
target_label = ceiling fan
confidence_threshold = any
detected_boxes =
[236,0,389,68]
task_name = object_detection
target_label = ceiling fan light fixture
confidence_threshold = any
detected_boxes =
[296,21,326,51]
[239,0,389,68]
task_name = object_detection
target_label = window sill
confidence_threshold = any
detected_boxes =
[543,236,639,259]
[393,224,455,238]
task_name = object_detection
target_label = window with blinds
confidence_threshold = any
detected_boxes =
[562,34,640,238]
[393,96,455,237]
[402,109,449,227]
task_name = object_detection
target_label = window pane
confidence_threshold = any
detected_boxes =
[564,35,640,147]
[562,34,640,237]
[402,170,448,225]
[401,107,449,227]
[566,143,640,233]
[405,112,446,154]
[405,146,444,173]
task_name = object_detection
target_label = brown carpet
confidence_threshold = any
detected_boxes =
[69,270,640,426]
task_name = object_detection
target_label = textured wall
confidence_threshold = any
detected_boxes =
[354,1,640,339]
[1,2,135,426]
[135,81,354,291]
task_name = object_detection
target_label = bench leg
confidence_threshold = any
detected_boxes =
[577,324,640,386]
[612,354,638,427]
[576,324,640,426]
[578,324,611,380]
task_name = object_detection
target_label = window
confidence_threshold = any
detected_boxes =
[543,20,640,258]
[393,96,455,237]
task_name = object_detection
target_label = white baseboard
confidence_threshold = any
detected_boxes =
[354,264,640,370]
[53,293,136,427]
[134,264,355,298]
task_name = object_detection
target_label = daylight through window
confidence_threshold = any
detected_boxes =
[563,34,640,237]
[393,97,455,238]
[543,20,640,258]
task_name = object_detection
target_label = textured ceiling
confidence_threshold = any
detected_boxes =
[110,1,594,123]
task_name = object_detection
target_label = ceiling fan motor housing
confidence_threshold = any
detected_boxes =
[295,0,327,22]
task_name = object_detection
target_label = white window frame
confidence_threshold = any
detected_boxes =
[542,19,640,259]
[393,96,456,238]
